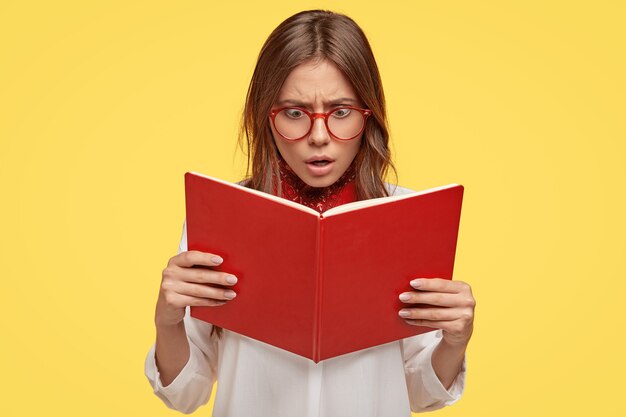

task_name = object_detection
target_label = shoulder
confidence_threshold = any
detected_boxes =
[385,182,415,197]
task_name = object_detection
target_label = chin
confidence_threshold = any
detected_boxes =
[299,174,339,188]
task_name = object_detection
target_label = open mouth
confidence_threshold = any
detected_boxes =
[306,156,334,166]
[305,157,334,176]
[309,160,331,166]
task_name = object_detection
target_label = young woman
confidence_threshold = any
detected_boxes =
[145,10,475,417]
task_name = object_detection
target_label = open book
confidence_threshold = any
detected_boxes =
[185,172,464,362]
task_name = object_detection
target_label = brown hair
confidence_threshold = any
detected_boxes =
[213,9,396,338]
[239,9,396,198]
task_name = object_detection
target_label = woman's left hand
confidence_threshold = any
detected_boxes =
[398,278,475,347]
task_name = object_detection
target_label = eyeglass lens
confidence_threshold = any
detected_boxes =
[274,108,365,140]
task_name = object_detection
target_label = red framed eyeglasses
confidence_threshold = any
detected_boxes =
[269,106,372,141]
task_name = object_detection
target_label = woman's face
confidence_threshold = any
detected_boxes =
[270,59,364,188]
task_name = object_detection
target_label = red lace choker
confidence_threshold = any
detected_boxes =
[275,158,357,213]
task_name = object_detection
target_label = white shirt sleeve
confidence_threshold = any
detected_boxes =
[401,330,466,412]
[144,221,220,414]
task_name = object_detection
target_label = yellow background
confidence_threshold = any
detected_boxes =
[1,1,624,416]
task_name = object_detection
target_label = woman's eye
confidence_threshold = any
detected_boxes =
[285,109,304,119]
[332,108,351,118]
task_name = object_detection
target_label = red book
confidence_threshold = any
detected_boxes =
[185,172,464,363]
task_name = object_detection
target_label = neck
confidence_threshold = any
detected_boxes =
[275,158,357,213]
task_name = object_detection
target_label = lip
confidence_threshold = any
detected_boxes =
[305,160,335,176]
[305,155,335,163]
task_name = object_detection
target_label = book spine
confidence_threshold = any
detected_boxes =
[312,217,324,363]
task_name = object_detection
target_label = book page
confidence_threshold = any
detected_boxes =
[189,171,321,216]
[323,183,460,217]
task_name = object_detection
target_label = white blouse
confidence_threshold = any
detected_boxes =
[145,184,466,416]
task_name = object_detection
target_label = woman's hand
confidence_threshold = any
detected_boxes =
[155,250,238,328]
[398,278,475,347]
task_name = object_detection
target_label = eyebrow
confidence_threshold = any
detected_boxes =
[276,98,360,107]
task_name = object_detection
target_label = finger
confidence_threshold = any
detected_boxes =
[175,293,230,307]
[176,267,238,286]
[398,307,462,321]
[404,319,469,337]
[410,278,466,293]
[171,250,224,268]
[403,319,446,329]
[176,281,237,301]
[398,291,458,307]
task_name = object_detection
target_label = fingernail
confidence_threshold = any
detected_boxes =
[224,290,237,299]
[398,310,411,317]
[225,275,238,285]
[410,279,421,288]
[399,293,411,302]
[211,256,223,264]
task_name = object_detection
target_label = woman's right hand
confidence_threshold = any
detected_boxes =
[155,250,238,328]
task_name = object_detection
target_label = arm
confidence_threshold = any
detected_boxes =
[432,336,467,390]
[145,221,234,413]
[401,331,467,412]
[145,309,219,414]
[154,321,190,387]
[399,278,475,411]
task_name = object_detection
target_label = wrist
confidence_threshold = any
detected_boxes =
[154,300,186,329]
[155,317,186,333]
[440,333,471,351]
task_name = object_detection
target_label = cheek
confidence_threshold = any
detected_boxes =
[273,136,301,162]
[346,137,363,160]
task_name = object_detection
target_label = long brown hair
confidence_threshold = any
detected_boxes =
[239,9,396,199]
[213,10,396,338]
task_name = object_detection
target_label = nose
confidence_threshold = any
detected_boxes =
[308,115,331,146]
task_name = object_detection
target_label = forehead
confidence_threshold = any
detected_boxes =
[278,59,358,101]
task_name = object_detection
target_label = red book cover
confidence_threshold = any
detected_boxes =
[185,172,464,362]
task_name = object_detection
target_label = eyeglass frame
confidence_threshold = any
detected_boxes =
[269,105,372,141]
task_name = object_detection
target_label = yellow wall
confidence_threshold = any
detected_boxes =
[1,1,624,416]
